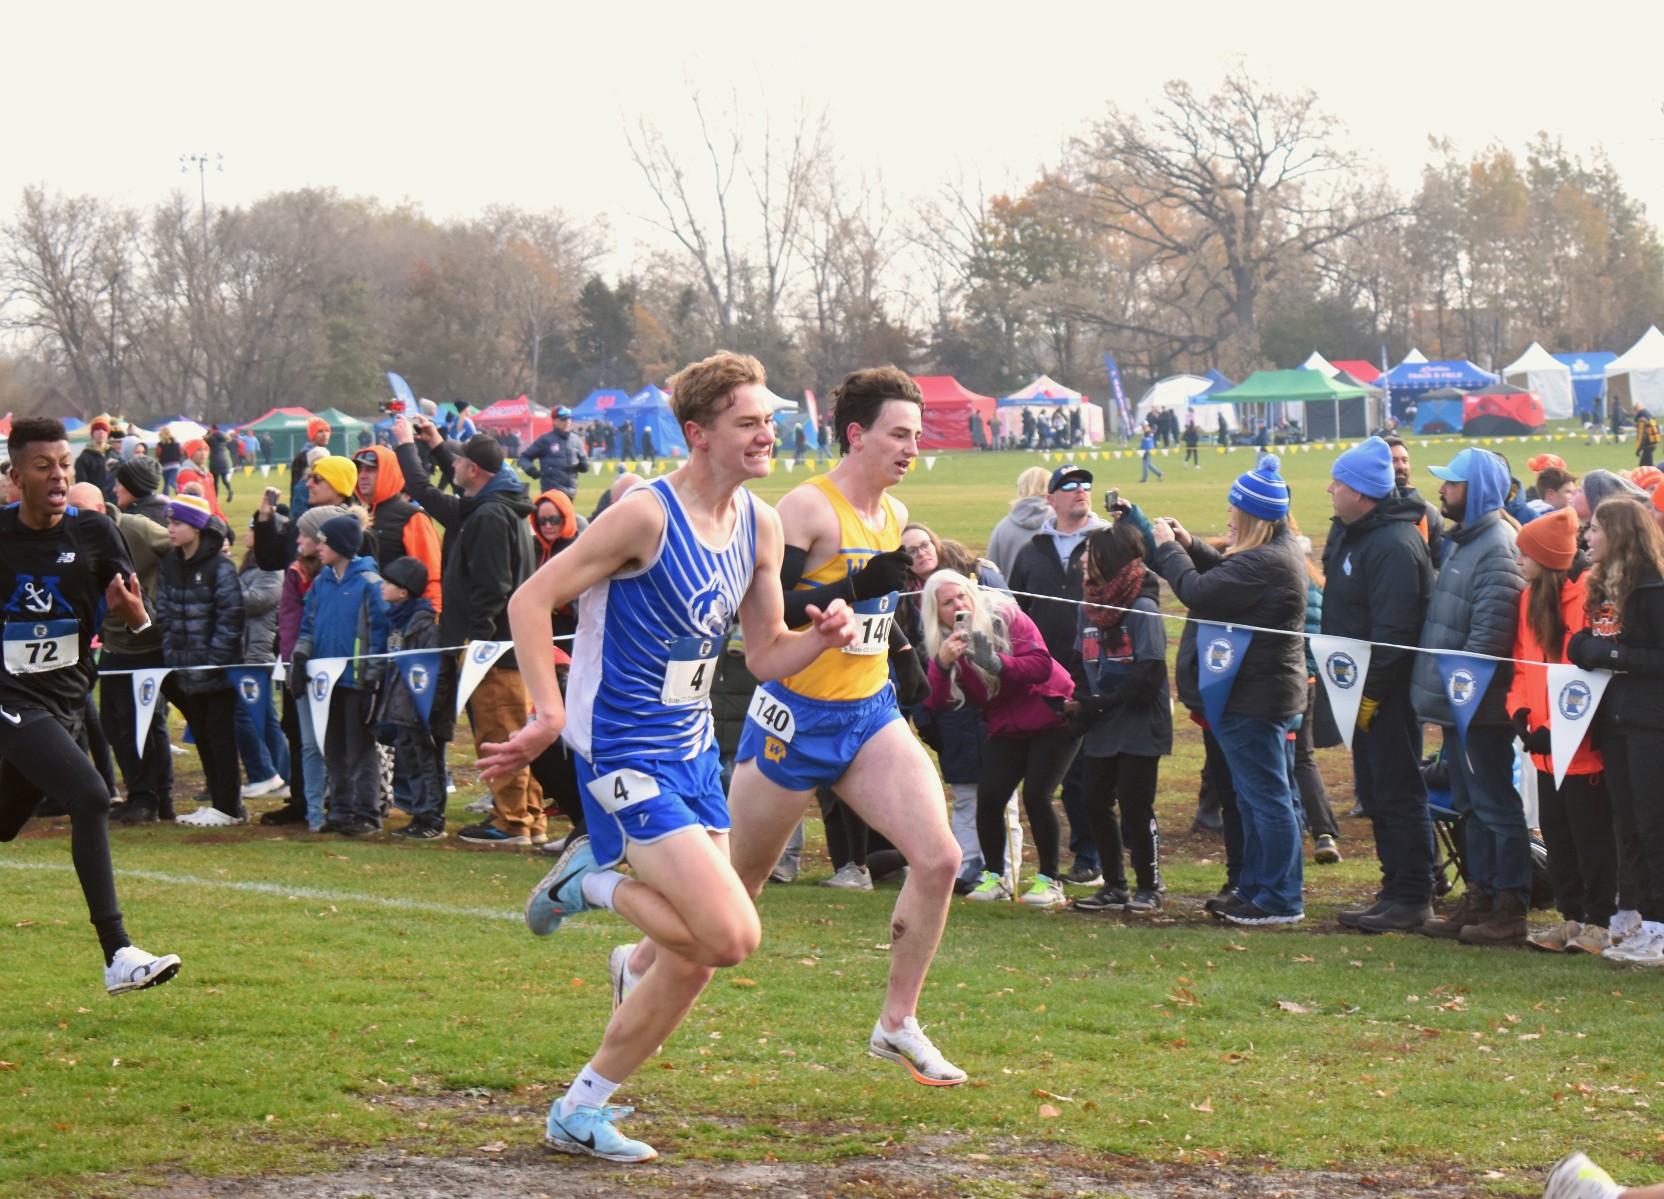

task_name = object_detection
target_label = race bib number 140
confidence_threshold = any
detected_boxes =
[842,593,895,656]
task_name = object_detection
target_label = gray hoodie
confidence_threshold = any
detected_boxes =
[986,496,1055,578]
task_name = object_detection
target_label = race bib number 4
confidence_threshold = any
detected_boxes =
[586,767,662,815]
[842,592,896,656]
[661,635,719,705]
[3,619,79,676]
[746,685,797,743]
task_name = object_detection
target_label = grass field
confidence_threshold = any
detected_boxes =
[2,423,1660,1198]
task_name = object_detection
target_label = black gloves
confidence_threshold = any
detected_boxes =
[851,548,913,601]
[1068,692,1120,737]
[1513,707,1552,755]
[288,653,310,700]
[890,643,929,707]
[1566,630,1619,671]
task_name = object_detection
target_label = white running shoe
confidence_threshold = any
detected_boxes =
[1018,875,1067,909]
[610,943,639,1012]
[240,775,289,800]
[1543,1151,1623,1199]
[1607,927,1664,965]
[1609,909,1642,942]
[868,1017,966,1087]
[818,863,873,891]
[105,946,182,995]
[176,807,247,827]
[964,871,1013,902]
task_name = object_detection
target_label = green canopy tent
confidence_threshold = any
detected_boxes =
[310,407,373,456]
[239,407,318,465]
[1211,369,1373,441]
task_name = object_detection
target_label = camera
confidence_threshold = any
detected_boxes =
[380,399,406,415]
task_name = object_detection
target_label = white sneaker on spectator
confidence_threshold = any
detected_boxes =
[177,807,247,827]
[819,863,872,891]
[240,775,288,800]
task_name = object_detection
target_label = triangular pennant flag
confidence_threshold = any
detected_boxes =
[259,464,272,477]
[1543,663,1612,787]
[1310,635,1373,752]
[783,459,795,472]
[130,668,171,759]
[1435,653,1499,748]
[225,665,275,735]
[922,457,936,471]
[304,657,349,749]
[457,640,511,717]
[394,650,442,724]
[1195,622,1255,731]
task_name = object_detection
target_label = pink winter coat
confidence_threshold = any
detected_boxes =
[925,606,1073,737]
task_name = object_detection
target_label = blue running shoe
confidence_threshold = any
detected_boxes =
[545,1102,657,1163]
[525,835,597,936]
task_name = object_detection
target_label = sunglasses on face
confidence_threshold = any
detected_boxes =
[1055,480,1091,492]
[537,515,564,526]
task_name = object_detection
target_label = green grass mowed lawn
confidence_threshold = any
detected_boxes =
[2,426,1657,1195]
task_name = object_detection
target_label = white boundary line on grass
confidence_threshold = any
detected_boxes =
[0,859,521,923]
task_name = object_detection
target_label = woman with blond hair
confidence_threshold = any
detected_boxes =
[1151,454,1308,925]
[922,569,1077,908]
[1567,496,1664,964]
[985,466,1054,578]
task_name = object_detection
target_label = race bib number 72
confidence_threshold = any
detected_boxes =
[3,619,79,676]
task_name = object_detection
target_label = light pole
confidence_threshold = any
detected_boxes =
[179,152,222,256]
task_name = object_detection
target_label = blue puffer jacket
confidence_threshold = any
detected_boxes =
[155,522,246,694]
[1410,450,1525,727]
[294,554,390,690]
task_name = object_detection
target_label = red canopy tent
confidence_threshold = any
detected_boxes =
[1463,387,1546,437]
[911,376,998,450]
[1329,360,1382,383]
[474,396,553,446]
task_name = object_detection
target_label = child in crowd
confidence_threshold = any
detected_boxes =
[374,557,448,840]
[266,505,340,829]
[289,512,388,837]
[234,521,290,802]
[155,495,246,825]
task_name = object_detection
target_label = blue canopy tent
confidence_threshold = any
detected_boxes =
[570,386,689,457]
[1379,359,1497,419]
[1553,352,1615,416]
[1200,368,1237,394]
[1412,388,1467,435]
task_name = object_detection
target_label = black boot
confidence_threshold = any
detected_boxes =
[110,801,159,825]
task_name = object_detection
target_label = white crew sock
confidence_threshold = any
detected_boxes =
[559,1063,621,1118]
[581,869,626,912]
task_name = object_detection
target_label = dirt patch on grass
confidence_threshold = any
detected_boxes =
[136,1120,1518,1199]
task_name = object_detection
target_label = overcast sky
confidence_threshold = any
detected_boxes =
[12,1,1663,266]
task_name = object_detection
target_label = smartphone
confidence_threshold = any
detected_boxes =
[954,610,969,631]
[1103,488,1120,512]
[263,486,280,506]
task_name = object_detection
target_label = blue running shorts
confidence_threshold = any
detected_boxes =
[734,680,902,793]
[576,747,728,870]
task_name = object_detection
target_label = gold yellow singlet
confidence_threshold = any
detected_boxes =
[780,474,903,702]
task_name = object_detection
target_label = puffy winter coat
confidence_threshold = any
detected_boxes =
[1156,529,1307,721]
[1410,454,1524,727]
[294,554,390,691]
[238,563,283,664]
[155,523,245,694]
[517,427,590,498]
[1320,495,1434,701]
[1599,576,1664,731]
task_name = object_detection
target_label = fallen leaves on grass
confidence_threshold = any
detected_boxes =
[1038,1103,1061,1118]
[1275,1000,1312,1014]
[1032,1088,1075,1103]
[476,1140,507,1153]
[1190,1098,1213,1113]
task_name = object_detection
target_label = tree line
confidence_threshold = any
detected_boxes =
[3,69,1661,424]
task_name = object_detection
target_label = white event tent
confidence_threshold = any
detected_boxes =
[1605,326,1664,417]
[1134,374,1239,433]
[1503,342,1574,419]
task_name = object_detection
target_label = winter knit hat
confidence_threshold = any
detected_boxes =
[309,455,359,500]
[380,556,429,597]
[1516,507,1578,571]
[167,495,213,530]
[317,512,364,558]
[1526,452,1567,473]
[1630,465,1663,492]
[1579,469,1648,514]
[1330,436,1395,501]
[306,417,332,442]
[1229,453,1290,521]
[116,455,163,499]
[296,504,348,542]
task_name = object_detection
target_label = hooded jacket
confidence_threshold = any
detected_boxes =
[518,426,590,497]
[1007,513,1111,667]
[1320,494,1434,701]
[1410,450,1525,727]
[155,521,245,694]
[1157,527,1308,721]
[1505,567,1600,775]
[294,554,390,691]
[99,495,172,657]
[355,444,443,610]
[924,603,1073,738]
[986,495,1055,578]
[75,443,114,494]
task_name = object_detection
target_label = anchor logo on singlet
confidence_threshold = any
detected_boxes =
[5,575,70,616]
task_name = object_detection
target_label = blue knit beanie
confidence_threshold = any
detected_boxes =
[1229,453,1290,521]
[1331,436,1395,500]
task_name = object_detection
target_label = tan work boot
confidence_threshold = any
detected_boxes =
[1460,891,1529,946]
[1419,889,1492,939]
